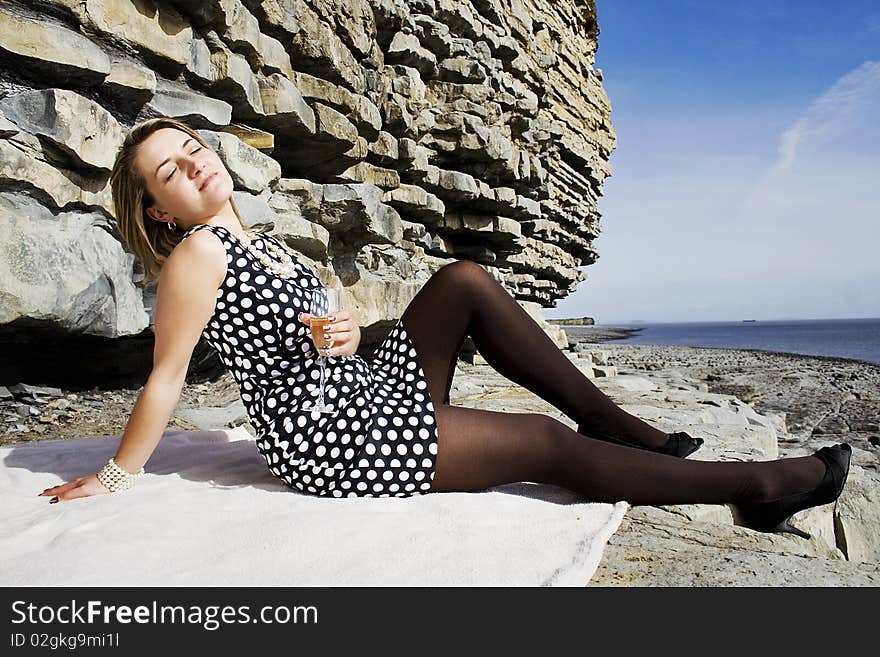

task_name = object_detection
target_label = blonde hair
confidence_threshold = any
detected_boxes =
[109,117,247,283]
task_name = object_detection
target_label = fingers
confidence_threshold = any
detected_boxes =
[40,480,80,504]
[326,329,353,351]
[39,475,107,504]
[38,488,57,503]
[319,329,354,356]
[40,489,63,504]
[326,328,353,340]
[39,478,82,497]
[296,310,357,356]
[299,313,353,335]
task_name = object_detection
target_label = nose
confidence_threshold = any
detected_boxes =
[187,156,204,178]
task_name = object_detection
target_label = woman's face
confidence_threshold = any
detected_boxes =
[134,127,235,227]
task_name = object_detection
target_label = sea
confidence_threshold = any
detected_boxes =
[589,318,880,366]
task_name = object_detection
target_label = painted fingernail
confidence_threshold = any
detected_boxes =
[330,315,336,321]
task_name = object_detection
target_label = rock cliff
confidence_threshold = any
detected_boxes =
[0,0,614,385]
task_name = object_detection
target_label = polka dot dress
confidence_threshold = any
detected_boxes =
[179,223,439,498]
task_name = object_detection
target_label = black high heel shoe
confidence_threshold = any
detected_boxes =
[577,424,704,458]
[733,443,852,540]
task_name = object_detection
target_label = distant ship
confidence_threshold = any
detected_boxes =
[742,319,757,322]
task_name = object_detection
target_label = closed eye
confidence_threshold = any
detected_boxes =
[165,147,203,181]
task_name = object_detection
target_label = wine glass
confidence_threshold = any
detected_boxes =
[302,286,342,413]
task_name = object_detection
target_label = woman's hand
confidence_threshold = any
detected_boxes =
[38,474,111,504]
[298,309,361,356]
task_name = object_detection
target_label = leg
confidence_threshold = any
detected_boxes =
[427,405,827,507]
[401,260,670,448]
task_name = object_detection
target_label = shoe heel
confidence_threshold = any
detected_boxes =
[734,442,851,541]
[774,518,811,540]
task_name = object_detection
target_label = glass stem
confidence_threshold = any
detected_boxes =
[317,355,327,407]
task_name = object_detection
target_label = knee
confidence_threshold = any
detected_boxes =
[527,415,579,482]
[435,260,501,301]
[438,259,493,287]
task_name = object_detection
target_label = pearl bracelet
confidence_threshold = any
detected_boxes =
[97,457,145,493]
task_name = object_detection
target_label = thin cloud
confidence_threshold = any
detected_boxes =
[770,59,880,176]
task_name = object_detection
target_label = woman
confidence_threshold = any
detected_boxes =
[39,117,850,541]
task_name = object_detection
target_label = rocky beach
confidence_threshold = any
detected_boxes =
[558,326,880,585]
[4,323,879,586]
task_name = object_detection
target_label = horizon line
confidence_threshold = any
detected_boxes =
[547,316,880,325]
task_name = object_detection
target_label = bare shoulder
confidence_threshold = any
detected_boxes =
[151,230,228,381]
[162,228,227,290]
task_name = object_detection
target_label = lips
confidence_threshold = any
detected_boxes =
[199,172,218,191]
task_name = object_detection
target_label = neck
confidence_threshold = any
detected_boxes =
[215,219,247,239]
[202,202,246,238]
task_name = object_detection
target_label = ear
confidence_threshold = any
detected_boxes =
[145,205,168,223]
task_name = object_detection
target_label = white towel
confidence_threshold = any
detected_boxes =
[1,428,628,586]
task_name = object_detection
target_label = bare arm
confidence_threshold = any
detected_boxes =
[39,231,227,503]
[110,373,190,474]
[113,231,227,473]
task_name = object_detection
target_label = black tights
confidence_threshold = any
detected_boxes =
[400,260,825,506]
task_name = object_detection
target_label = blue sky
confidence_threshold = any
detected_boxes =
[546,0,879,324]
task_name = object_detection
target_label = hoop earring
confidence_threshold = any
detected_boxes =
[168,221,177,231]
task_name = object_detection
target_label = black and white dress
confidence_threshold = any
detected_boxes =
[178,223,439,498]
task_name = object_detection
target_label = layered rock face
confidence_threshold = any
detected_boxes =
[0,0,614,386]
